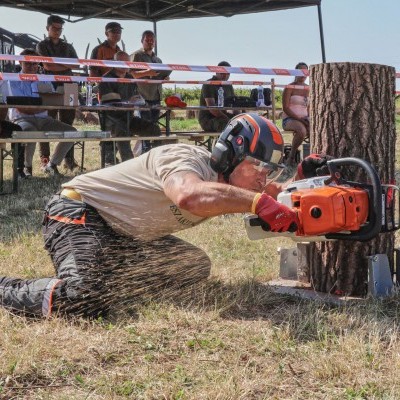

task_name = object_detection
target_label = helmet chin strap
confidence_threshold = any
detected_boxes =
[223,170,232,183]
[224,159,242,184]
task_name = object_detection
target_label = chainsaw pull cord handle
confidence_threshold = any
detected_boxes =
[324,157,382,242]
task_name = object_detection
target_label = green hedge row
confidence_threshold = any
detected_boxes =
[162,87,283,107]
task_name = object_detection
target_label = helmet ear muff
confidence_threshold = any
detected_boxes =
[210,120,244,174]
[210,140,232,173]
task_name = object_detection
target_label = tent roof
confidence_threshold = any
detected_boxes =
[1,0,321,22]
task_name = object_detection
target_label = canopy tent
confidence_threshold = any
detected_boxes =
[1,0,325,61]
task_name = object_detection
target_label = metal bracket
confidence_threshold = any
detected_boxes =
[394,248,400,286]
[278,249,394,297]
[278,247,298,280]
[367,254,393,297]
[278,244,311,282]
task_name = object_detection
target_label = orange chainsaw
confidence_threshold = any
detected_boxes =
[245,158,400,242]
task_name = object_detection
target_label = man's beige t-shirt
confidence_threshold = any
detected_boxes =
[63,144,218,240]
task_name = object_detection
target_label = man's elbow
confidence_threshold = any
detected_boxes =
[174,192,204,216]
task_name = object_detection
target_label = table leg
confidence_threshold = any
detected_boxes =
[12,143,18,193]
[0,148,4,193]
[165,109,171,136]
[100,140,105,168]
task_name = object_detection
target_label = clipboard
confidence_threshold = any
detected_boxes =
[153,70,172,80]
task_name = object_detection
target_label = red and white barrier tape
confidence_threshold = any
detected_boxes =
[1,54,399,79]
[0,54,310,77]
[0,73,313,89]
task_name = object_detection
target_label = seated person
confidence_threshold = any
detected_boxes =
[7,48,76,176]
[98,51,160,165]
[36,14,80,172]
[198,61,238,132]
[282,62,309,167]
[0,82,25,178]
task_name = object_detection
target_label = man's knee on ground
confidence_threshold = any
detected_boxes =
[52,278,107,317]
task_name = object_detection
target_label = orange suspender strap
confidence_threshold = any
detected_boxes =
[47,213,86,225]
[43,279,62,317]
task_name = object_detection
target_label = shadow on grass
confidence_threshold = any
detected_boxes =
[161,278,400,344]
[0,176,67,242]
[3,275,400,348]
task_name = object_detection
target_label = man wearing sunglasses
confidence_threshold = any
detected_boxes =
[90,22,123,78]
[0,113,330,317]
[36,14,79,172]
[7,49,76,176]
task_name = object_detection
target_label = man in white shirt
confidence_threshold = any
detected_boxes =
[0,113,329,317]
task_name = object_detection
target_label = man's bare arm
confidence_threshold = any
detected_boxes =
[204,97,227,118]
[43,63,73,72]
[131,69,159,79]
[163,171,255,217]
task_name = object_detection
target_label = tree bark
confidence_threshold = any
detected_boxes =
[308,62,396,296]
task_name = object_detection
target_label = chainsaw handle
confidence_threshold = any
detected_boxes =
[325,157,382,242]
[247,216,298,233]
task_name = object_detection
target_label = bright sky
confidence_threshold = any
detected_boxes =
[1,0,399,88]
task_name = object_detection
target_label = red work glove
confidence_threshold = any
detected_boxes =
[297,153,333,179]
[252,193,299,233]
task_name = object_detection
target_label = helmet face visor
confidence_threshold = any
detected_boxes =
[244,156,284,182]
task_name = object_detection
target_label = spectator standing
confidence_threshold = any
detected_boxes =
[36,15,79,171]
[98,51,160,165]
[130,30,165,124]
[8,49,76,176]
[89,22,124,164]
[198,61,237,132]
[89,22,123,78]
[282,62,310,167]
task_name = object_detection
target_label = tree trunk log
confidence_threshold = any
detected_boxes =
[308,62,396,296]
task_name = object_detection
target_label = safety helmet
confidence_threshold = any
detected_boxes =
[210,113,285,178]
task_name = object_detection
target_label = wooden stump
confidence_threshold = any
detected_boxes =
[308,62,396,296]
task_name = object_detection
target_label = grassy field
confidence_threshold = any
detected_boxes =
[0,117,399,399]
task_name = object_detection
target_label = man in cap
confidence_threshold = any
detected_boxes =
[90,22,126,163]
[90,22,123,77]
[198,61,238,132]
[0,113,329,317]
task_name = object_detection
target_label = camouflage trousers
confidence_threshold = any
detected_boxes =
[0,195,210,317]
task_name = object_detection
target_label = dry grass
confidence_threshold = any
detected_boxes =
[0,119,399,399]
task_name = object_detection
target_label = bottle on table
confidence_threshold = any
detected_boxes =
[86,83,93,106]
[217,86,224,107]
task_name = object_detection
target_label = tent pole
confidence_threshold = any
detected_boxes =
[153,21,158,55]
[317,4,326,63]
